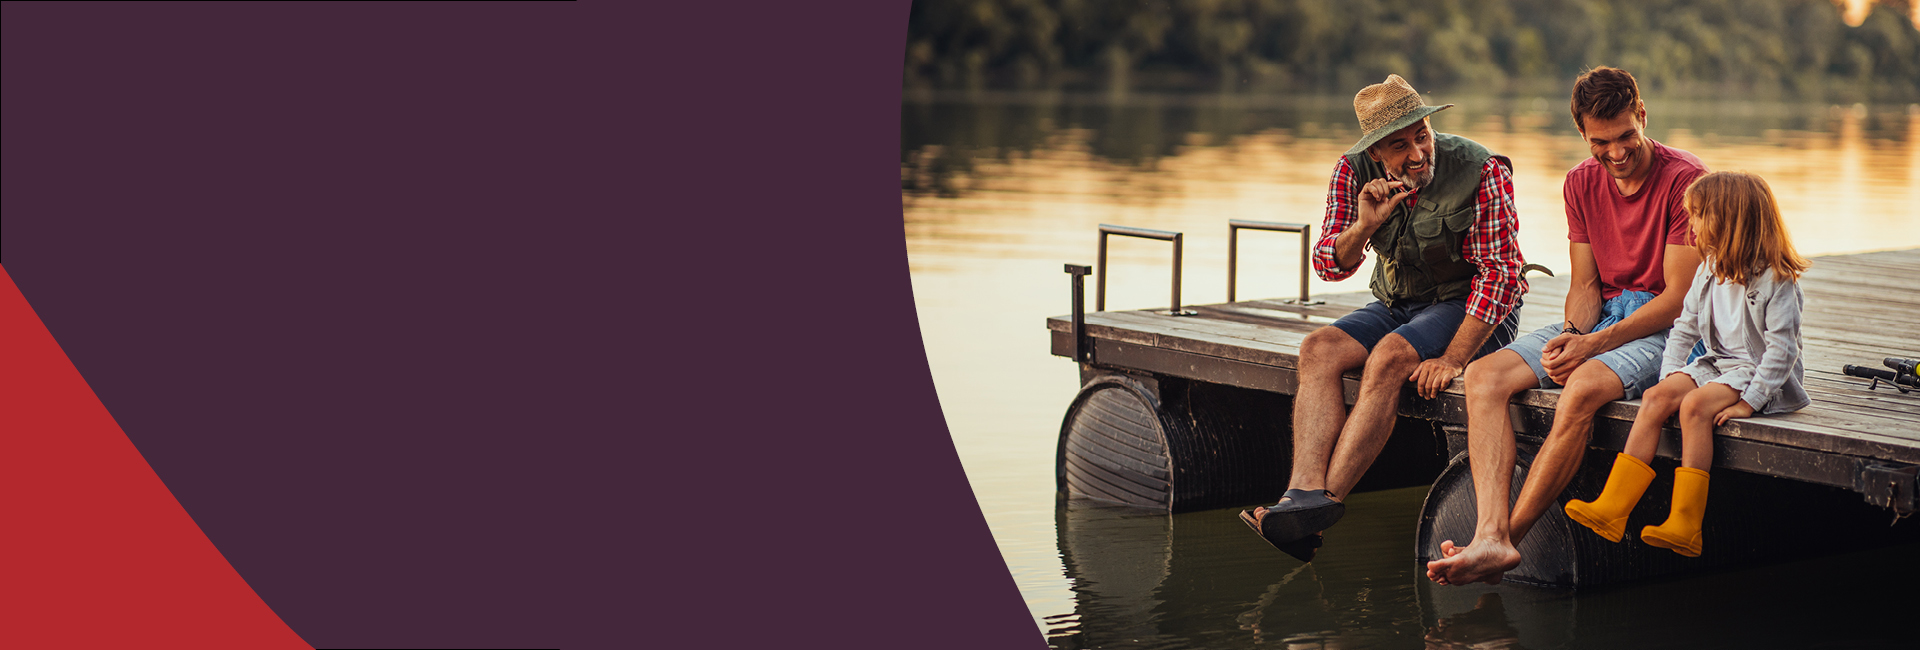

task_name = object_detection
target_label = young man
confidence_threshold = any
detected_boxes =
[1426,67,1708,585]
[1241,74,1525,561]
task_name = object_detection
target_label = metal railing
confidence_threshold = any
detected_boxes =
[1227,219,1319,305]
[1074,223,1555,331]
[1096,224,1193,315]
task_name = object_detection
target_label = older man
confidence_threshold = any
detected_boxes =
[1241,74,1526,561]
[1426,67,1707,585]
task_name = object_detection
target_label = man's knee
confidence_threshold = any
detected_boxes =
[1559,362,1624,414]
[1301,326,1366,372]
[1363,334,1421,379]
[1464,350,1532,403]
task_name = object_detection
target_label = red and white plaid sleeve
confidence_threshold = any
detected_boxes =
[1462,158,1528,324]
[1313,157,1363,281]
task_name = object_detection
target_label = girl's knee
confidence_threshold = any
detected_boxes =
[1678,390,1720,421]
[1643,383,1685,410]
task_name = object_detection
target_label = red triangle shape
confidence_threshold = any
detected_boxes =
[1,264,311,647]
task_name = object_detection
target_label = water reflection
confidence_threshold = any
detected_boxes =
[1049,488,1432,649]
[904,92,1920,306]
[902,91,1919,200]
[1051,488,1920,650]
[1420,593,1532,650]
[1418,586,1569,650]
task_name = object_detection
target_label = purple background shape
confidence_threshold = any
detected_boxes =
[0,2,1042,648]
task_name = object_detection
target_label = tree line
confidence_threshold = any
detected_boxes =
[904,0,1920,100]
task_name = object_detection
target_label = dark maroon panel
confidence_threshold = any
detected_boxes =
[1,2,1042,648]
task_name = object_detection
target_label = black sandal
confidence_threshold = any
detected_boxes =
[1239,488,1345,546]
[1239,509,1326,563]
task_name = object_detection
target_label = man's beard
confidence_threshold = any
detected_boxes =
[1394,161,1435,190]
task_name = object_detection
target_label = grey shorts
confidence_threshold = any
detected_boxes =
[1501,322,1669,400]
[1677,357,1758,399]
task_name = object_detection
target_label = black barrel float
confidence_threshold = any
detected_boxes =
[1057,372,1295,512]
[1057,374,1175,509]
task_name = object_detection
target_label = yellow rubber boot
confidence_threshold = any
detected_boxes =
[1563,453,1656,542]
[1641,467,1710,557]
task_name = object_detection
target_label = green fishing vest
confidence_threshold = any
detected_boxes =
[1344,133,1511,307]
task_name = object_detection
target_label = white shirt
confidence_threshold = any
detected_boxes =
[1708,277,1753,364]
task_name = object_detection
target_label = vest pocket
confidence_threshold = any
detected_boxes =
[1412,205,1476,238]
[1413,205,1476,266]
[1378,256,1402,288]
[1412,213,1446,239]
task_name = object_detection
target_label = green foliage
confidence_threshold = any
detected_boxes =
[903,0,1920,99]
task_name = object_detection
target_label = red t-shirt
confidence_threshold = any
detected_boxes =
[1564,140,1708,299]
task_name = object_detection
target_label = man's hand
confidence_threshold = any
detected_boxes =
[1540,331,1608,385]
[1409,357,1465,399]
[1714,400,1755,426]
[1357,178,1411,229]
[1331,177,1414,272]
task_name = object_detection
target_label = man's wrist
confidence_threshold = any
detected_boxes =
[1438,343,1475,366]
[1589,326,1621,350]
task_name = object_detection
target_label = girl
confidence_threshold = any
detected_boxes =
[1563,171,1810,557]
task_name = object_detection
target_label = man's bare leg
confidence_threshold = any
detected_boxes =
[1509,361,1623,541]
[1426,350,1536,585]
[1255,326,1368,520]
[1323,334,1422,498]
[1432,359,1624,584]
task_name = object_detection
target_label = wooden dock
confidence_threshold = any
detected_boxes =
[1046,247,1920,586]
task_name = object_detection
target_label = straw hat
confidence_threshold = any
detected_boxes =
[1343,74,1453,156]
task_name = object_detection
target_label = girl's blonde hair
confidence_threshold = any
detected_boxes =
[1684,171,1809,285]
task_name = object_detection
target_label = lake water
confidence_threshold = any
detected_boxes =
[902,90,1920,648]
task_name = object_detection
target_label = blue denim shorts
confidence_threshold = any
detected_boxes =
[1329,298,1522,362]
[1500,290,1694,400]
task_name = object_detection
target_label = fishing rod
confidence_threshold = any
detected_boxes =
[1842,357,1920,394]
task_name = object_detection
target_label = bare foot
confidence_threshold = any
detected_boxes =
[1421,540,1470,584]
[1425,538,1520,586]
[1425,542,1461,584]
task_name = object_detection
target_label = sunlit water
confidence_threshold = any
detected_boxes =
[903,91,1920,648]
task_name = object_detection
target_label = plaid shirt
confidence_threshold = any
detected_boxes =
[1312,156,1527,325]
